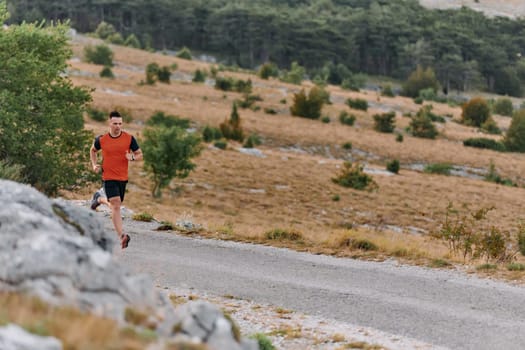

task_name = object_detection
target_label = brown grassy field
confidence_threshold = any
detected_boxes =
[67,35,525,280]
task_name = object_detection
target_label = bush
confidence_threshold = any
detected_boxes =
[373,112,396,133]
[251,333,275,350]
[342,142,352,150]
[147,111,190,129]
[381,84,394,97]
[99,66,114,79]
[157,66,171,83]
[84,44,113,66]
[402,65,439,98]
[346,97,368,111]
[243,134,261,148]
[214,140,227,149]
[424,163,452,175]
[290,87,325,119]
[279,61,305,85]
[463,138,505,152]
[395,133,404,142]
[492,98,513,116]
[86,107,106,122]
[484,160,516,186]
[193,69,206,83]
[202,126,223,142]
[462,97,490,127]
[409,106,438,139]
[480,117,501,134]
[214,77,252,93]
[94,21,116,39]
[321,116,330,123]
[220,103,244,142]
[504,109,525,152]
[339,111,356,126]
[258,62,279,79]
[106,32,124,45]
[176,46,192,60]
[332,161,377,191]
[145,62,159,85]
[124,34,141,48]
[386,159,400,174]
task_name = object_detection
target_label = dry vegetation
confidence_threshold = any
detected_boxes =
[67,35,525,281]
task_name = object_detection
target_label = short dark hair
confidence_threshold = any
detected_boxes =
[109,111,121,119]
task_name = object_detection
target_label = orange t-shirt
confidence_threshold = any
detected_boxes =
[95,132,136,181]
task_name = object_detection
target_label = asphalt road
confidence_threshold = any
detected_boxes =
[117,220,525,350]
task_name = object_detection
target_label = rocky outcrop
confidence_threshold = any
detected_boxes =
[0,180,258,350]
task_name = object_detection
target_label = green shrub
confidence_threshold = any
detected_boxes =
[402,65,439,98]
[463,138,505,152]
[332,194,340,201]
[462,97,490,127]
[342,142,352,150]
[518,224,525,256]
[258,62,279,79]
[147,111,190,129]
[250,333,275,350]
[332,161,377,191]
[279,61,305,85]
[243,134,262,148]
[237,94,262,109]
[484,160,516,187]
[395,133,404,142]
[507,263,525,271]
[321,116,330,123]
[124,34,141,48]
[381,84,394,97]
[410,106,438,139]
[176,46,192,60]
[145,62,159,85]
[94,21,116,39]
[341,73,367,91]
[86,107,106,122]
[193,69,206,83]
[202,126,223,142]
[424,163,452,175]
[290,87,325,119]
[480,117,501,134]
[157,66,171,83]
[220,103,244,142]
[346,97,368,111]
[386,159,400,174]
[339,111,356,126]
[215,77,252,93]
[106,32,124,45]
[264,107,277,114]
[99,66,114,79]
[504,109,525,152]
[84,44,114,66]
[492,98,513,116]
[418,87,438,101]
[214,140,227,149]
[373,111,396,133]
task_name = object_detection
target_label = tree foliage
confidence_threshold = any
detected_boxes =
[504,109,525,153]
[461,97,490,127]
[142,125,202,198]
[290,87,326,119]
[0,2,93,195]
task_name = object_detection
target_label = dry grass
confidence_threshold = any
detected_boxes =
[0,292,153,349]
[65,35,525,282]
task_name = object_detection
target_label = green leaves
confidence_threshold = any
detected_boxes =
[0,16,93,195]
[142,126,202,198]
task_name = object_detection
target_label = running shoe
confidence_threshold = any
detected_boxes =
[121,234,131,249]
[90,191,101,210]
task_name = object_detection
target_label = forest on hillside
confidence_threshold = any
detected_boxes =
[6,0,525,96]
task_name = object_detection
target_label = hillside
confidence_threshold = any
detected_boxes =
[420,0,525,18]
[68,33,525,280]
